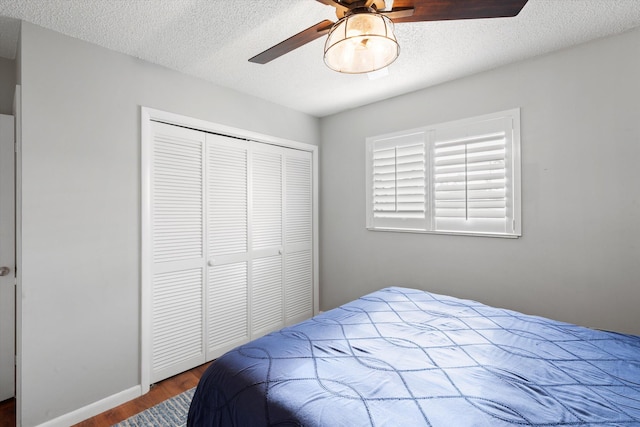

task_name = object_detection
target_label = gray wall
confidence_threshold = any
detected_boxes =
[0,57,15,114]
[16,16,640,427]
[319,27,640,335]
[18,22,319,426]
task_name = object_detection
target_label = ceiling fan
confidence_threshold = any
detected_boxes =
[249,0,530,74]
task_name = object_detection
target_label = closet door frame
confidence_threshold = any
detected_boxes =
[140,107,319,393]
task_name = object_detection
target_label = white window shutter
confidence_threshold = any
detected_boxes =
[150,122,205,382]
[367,132,427,230]
[366,109,520,237]
[433,116,516,235]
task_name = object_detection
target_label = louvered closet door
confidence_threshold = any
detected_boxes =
[150,122,206,383]
[250,144,284,337]
[205,134,251,358]
[147,120,315,383]
[284,150,314,325]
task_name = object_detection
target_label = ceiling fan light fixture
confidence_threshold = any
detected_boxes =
[324,11,399,74]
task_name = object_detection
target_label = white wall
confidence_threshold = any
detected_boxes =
[17,22,319,427]
[319,27,640,335]
[0,57,16,114]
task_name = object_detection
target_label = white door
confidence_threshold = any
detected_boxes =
[0,114,15,401]
[144,116,317,384]
[250,144,284,338]
[283,150,314,325]
[149,122,206,383]
[205,134,250,358]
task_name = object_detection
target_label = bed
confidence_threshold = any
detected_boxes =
[187,287,640,426]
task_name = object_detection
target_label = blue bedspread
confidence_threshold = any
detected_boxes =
[187,287,640,426]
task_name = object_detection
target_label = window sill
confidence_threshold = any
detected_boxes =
[366,227,521,239]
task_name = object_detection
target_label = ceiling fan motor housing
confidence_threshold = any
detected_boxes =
[334,0,388,18]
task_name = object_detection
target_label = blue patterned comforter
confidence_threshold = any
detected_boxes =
[187,287,640,426]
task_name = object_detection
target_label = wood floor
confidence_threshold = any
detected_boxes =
[0,362,210,427]
[0,398,15,427]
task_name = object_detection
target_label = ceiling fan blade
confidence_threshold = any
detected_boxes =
[382,7,415,20]
[249,20,335,64]
[390,0,529,23]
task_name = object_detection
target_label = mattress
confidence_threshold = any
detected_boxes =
[187,287,640,426]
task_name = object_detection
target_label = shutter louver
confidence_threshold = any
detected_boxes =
[207,142,248,256]
[252,255,283,335]
[373,143,425,219]
[153,132,203,263]
[285,250,312,322]
[253,151,282,249]
[152,269,203,374]
[285,156,312,245]
[207,262,249,353]
[434,132,507,219]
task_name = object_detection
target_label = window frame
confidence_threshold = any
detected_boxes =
[365,108,521,238]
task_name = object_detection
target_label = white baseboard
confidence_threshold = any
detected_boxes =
[34,385,142,427]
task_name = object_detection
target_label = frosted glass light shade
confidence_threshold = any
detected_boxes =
[324,12,399,74]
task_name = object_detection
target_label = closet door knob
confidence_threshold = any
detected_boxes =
[207,260,215,267]
[0,266,9,276]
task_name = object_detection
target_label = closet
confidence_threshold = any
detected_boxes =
[147,120,315,383]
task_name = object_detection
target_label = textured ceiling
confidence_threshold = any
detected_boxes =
[0,0,639,117]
